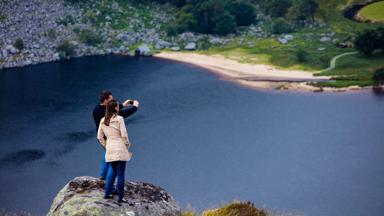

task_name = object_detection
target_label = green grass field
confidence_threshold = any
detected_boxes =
[313,51,384,87]
[359,1,384,22]
[194,0,384,88]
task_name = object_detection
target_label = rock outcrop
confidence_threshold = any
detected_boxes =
[47,176,181,216]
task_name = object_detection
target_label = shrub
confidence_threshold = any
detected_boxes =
[57,15,76,26]
[65,0,88,3]
[165,25,178,36]
[296,49,308,63]
[203,201,268,216]
[197,36,212,50]
[0,12,5,21]
[73,27,81,34]
[182,211,196,216]
[354,29,380,56]
[78,29,103,46]
[373,68,384,85]
[47,29,56,39]
[56,41,76,58]
[271,18,293,34]
[13,38,24,50]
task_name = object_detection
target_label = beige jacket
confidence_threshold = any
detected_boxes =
[97,115,132,162]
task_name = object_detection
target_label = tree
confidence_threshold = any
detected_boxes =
[264,0,292,18]
[286,0,318,23]
[373,68,384,86]
[229,0,257,26]
[176,12,197,33]
[271,18,293,34]
[354,29,379,56]
[377,27,384,49]
[306,0,319,22]
[286,3,303,22]
[213,12,237,35]
[14,38,24,50]
[192,0,227,33]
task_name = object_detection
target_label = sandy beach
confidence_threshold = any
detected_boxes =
[155,52,367,92]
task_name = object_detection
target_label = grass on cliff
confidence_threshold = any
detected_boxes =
[182,201,268,216]
[358,1,384,22]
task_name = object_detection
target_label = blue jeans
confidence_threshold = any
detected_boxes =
[99,151,109,179]
[105,161,126,200]
[100,152,117,192]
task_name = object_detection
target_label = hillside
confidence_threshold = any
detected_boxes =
[1,0,383,89]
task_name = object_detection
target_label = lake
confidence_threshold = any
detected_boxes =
[0,55,383,216]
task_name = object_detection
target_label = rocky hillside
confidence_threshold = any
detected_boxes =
[0,0,174,69]
[0,0,266,70]
[47,176,181,216]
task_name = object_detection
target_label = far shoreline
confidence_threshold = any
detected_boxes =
[154,52,371,93]
[0,52,374,93]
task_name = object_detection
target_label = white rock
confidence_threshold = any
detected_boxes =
[171,46,180,51]
[137,44,152,56]
[184,42,196,50]
[209,38,223,45]
[284,35,294,41]
[53,53,60,60]
[278,38,288,44]
[318,47,326,51]
[320,37,331,43]
[2,49,8,58]
[155,40,171,49]
[6,45,18,54]
[179,32,196,42]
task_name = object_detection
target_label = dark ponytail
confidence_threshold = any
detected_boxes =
[104,99,119,126]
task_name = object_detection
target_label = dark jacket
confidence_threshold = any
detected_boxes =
[93,104,138,131]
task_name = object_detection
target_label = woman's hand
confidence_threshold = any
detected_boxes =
[122,99,134,107]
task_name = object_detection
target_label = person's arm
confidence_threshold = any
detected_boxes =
[97,124,106,148]
[119,118,131,148]
[119,105,138,119]
[93,105,104,132]
[92,107,99,131]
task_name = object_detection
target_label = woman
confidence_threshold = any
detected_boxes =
[97,99,132,203]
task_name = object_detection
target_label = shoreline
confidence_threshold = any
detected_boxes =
[155,52,371,93]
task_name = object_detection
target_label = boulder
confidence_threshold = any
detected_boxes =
[320,36,331,43]
[111,2,120,11]
[171,46,180,51]
[184,42,196,50]
[209,37,223,45]
[284,35,294,41]
[277,38,288,44]
[1,49,8,59]
[137,44,152,56]
[47,176,181,216]
[155,40,171,50]
[5,45,18,54]
[179,32,196,42]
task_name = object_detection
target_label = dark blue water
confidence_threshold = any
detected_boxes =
[0,55,383,216]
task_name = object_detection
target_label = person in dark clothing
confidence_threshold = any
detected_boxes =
[93,90,139,180]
